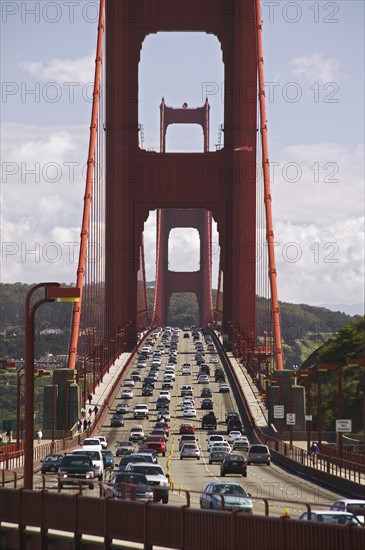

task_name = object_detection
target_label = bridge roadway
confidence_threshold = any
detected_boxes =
[33,328,351,519]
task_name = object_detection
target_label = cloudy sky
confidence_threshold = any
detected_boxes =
[1,1,364,313]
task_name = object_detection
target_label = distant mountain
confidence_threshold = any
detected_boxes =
[319,303,364,316]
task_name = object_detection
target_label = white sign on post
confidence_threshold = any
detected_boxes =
[286,413,296,425]
[336,419,352,433]
[274,405,284,419]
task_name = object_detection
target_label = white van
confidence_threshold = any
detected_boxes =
[72,448,104,480]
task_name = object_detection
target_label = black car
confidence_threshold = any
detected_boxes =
[58,454,95,489]
[41,453,64,474]
[201,398,213,410]
[130,371,142,381]
[142,385,154,396]
[201,387,212,398]
[103,472,153,501]
[225,411,240,424]
[220,454,247,477]
[111,413,124,427]
[143,376,156,388]
[156,397,170,410]
[227,418,242,434]
[118,454,151,471]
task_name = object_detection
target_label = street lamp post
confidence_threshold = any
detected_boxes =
[24,283,80,490]
[316,364,334,448]
[16,366,25,449]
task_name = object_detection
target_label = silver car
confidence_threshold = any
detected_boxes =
[247,444,271,465]
[180,443,201,460]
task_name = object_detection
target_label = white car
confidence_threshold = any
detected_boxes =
[181,398,195,409]
[124,378,135,387]
[181,364,192,375]
[93,435,108,449]
[133,404,149,419]
[180,442,201,460]
[209,356,218,363]
[129,425,145,442]
[125,462,169,504]
[210,441,231,454]
[158,391,171,402]
[183,407,197,418]
[207,434,225,452]
[228,431,243,443]
[137,360,147,368]
[121,389,133,399]
[197,374,209,384]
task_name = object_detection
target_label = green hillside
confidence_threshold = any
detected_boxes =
[299,316,365,433]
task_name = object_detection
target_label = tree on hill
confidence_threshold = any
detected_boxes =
[299,316,365,434]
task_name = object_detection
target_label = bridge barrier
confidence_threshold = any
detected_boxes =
[210,329,365,491]
[0,487,364,550]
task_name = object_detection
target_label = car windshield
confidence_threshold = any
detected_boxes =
[213,484,245,495]
[45,455,62,462]
[132,465,164,476]
[74,450,100,460]
[114,473,148,485]
[226,455,244,462]
[62,456,91,467]
[250,445,267,453]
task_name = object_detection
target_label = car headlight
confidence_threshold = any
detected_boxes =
[86,471,95,478]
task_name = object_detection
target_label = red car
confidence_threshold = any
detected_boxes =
[179,423,195,435]
[142,436,167,456]
[154,421,170,437]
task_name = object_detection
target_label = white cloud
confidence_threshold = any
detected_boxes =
[20,53,95,85]
[274,217,365,306]
[270,142,364,225]
[289,53,342,84]
[1,123,363,310]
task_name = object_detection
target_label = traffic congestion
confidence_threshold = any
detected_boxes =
[43,326,364,523]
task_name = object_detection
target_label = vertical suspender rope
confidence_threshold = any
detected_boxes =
[68,0,106,369]
[255,0,283,370]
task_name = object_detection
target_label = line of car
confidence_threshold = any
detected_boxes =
[41,327,365,525]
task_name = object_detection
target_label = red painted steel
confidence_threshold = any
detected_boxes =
[255,0,283,369]
[68,0,106,369]
[105,0,258,349]
[1,488,364,550]
[153,98,213,326]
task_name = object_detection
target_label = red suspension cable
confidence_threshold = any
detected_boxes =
[68,0,106,369]
[255,0,284,370]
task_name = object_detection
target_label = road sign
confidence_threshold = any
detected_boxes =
[336,419,352,433]
[286,413,296,425]
[274,405,284,419]
[305,415,313,422]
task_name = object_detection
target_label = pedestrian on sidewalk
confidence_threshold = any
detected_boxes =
[83,418,88,431]
[77,419,82,432]
[37,430,43,444]
[93,405,99,416]
[87,394,93,405]
[81,406,86,418]
[6,430,11,443]
[88,407,93,417]
[309,442,319,464]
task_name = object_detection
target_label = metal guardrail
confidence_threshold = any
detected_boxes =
[0,487,364,550]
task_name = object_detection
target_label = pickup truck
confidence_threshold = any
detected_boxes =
[58,454,95,489]
[201,411,217,430]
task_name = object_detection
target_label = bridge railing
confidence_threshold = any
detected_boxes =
[0,487,364,550]
[210,329,365,488]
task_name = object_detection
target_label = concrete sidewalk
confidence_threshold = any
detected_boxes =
[227,352,269,429]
